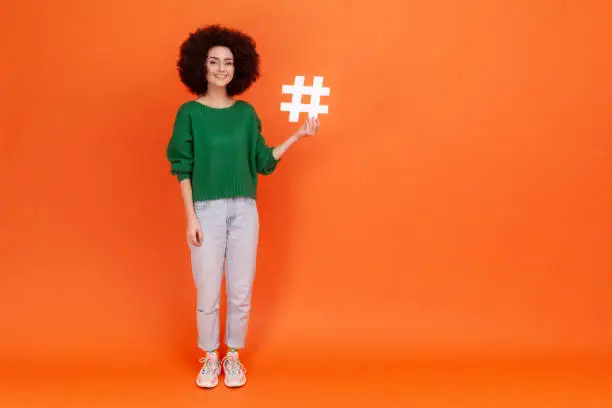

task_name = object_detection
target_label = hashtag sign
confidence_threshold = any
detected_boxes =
[280,76,330,122]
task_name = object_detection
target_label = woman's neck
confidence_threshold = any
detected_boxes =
[198,86,234,108]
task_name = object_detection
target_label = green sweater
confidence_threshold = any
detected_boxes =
[166,100,279,202]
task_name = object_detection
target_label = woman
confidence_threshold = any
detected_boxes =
[166,25,319,389]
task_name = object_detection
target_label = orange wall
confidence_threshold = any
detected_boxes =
[1,0,611,366]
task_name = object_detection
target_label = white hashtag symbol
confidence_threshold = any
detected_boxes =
[280,75,330,122]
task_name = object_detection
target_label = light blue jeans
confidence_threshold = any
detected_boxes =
[189,197,259,352]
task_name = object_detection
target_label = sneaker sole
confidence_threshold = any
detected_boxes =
[224,377,246,388]
[196,377,219,388]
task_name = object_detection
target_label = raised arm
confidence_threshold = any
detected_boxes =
[254,114,320,174]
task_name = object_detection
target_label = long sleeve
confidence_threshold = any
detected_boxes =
[166,105,194,181]
[254,114,279,175]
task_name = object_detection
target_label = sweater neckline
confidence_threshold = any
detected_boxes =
[191,99,240,110]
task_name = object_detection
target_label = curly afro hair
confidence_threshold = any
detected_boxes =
[177,25,261,96]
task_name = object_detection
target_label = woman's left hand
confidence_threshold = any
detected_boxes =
[296,117,320,139]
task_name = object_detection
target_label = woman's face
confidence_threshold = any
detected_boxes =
[206,46,235,88]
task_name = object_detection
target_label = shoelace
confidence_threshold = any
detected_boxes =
[221,355,246,376]
[198,355,220,375]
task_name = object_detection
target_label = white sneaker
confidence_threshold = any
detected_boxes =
[222,351,247,388]
[196,352,221,388]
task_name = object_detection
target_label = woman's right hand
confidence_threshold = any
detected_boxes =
[187,215,203,246]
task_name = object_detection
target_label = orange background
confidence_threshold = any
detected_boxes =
[1,0,611,406]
